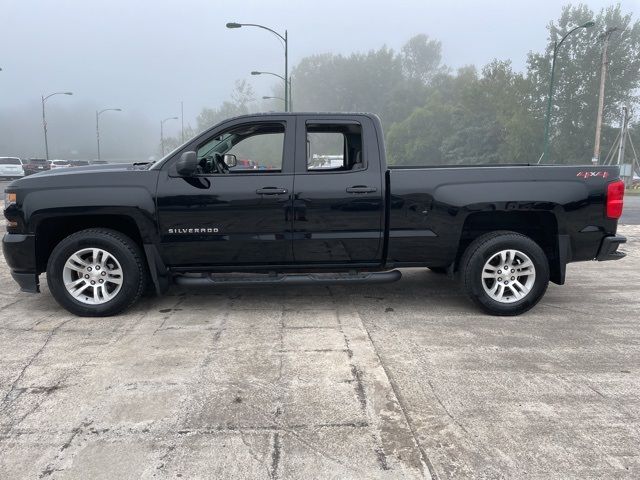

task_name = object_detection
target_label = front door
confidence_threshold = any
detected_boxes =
[291,116,384,264]
[156,117,295,267]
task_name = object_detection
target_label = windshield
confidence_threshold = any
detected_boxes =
[0,158,21,165]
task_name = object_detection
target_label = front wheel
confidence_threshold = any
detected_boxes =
[459,231,549,316]
[46,228,147,316]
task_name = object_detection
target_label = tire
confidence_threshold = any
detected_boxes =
[428,267,447,274]
[459,231,549,316]
[46,228,147,317]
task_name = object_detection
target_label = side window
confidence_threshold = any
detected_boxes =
[228,132,284,171]
[308,132,345,170]
[306,123,363,172]
[196,123,285,174]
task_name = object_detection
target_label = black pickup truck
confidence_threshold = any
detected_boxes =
[2,113,626,316]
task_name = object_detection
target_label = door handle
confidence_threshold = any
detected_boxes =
[256,187,288,195]
[346,186,377,194]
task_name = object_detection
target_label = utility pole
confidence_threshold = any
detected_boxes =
[592,27,618,165]
[616,106,630,187]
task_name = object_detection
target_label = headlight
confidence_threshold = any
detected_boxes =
[4,191,16,207]
[4,192,17,229]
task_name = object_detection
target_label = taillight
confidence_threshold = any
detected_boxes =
[606,180,624,219]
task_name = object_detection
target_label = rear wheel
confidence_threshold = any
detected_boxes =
[460,231,549,316]
[47,228,147,316]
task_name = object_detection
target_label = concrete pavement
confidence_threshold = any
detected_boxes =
[0,226,638,478]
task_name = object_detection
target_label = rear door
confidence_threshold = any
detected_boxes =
[156,116,295,267]
[291,115,384,264]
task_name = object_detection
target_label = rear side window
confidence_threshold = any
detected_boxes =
[306,123,363,172]
[0,158,21,165]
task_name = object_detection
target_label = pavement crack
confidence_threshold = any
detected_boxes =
[1,319,72,411]
[425,379,472,437]
[270,432,281,479]
[350,364,368,411]
[152,296,186,335]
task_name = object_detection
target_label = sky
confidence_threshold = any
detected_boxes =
[1,0,638,158]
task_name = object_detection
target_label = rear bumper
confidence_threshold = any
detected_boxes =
[2,233,39,293]
[596,235,626,261]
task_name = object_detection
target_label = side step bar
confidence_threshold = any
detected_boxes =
[174,270,402,287]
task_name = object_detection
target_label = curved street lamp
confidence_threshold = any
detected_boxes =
[160,116,179,156]
[42,91,73,160]
[96,108,122,161]
[252,71,293,110]
[227,22,289,111]
[540,21,595,163]
[262,95,286,104]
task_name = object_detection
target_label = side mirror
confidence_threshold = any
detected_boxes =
[176,151,198,176]
[223,153,237,168]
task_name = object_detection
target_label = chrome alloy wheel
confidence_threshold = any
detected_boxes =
[62,248,123,304]
[481,249,536,304]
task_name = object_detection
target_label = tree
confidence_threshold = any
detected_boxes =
[290,36,447,128]
[158,80,256,154]
[401,34,447,84]
[387,62,538,165]
[197,80,255,131]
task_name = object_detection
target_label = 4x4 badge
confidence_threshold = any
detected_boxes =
[576,171,609,179]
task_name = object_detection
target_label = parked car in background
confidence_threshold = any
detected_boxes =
[49,160,71,169]
[22,158,50,176]
[69,160,90,167]
[0,157,25,180]
[90,160,109,165]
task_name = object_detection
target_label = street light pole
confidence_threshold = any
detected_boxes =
[251,70,293,108]
[540,21,595,164]
[96,108,122,161]
[160,116,178,156]
[41,91,73,160]
[227,22,289,111]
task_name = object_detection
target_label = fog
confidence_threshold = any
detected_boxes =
[0,0,637,161]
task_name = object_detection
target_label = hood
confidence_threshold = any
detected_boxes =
[6,163,152,188]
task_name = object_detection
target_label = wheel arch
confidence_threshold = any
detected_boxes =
[456,211,565,284]
[33,213,148,274]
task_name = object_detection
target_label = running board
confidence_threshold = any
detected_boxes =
[174,270,402,287]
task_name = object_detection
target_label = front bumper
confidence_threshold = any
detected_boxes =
[10,271,39,293]
[2,233,39,293]
[596,235,626,261]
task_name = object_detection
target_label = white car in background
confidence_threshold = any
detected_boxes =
[0,157,25,179]
[49,160,72,169]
